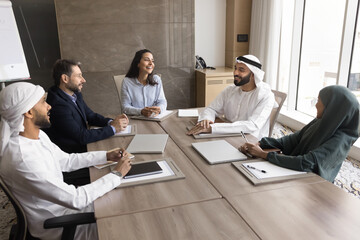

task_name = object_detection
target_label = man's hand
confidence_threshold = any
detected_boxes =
[239,142,268,159]
[107,148,132,177]
[111,114,129,132]
[106,148,130,161]
[113,157,131,177]
[186,120,213,135]
[141,106,161,117]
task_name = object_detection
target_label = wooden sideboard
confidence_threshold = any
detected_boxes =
[195,67,234,107]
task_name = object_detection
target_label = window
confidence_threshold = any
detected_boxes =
[297,0,346,116]
[278,0,360,117]
[349,7,360,102]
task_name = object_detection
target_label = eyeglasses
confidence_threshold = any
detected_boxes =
[311,97,318,107]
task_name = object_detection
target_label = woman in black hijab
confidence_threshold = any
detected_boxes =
[240,85,359,182]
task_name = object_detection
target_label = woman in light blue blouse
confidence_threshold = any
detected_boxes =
[121,49,167,117]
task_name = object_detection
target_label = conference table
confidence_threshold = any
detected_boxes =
[88,110,360,240]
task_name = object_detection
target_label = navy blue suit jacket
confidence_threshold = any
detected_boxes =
[44,86,114,153]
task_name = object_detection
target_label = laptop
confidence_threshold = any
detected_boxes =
[126,134,169,154]
[192,140,247,164]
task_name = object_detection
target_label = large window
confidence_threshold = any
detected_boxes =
[349,7,360,102]
[278,0,360,118]
[297,0,346,116]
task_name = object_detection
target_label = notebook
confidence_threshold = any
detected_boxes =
[123,161,163,179]
[126,134,169,154]
[178,109,199,117]
[192,140,247,164]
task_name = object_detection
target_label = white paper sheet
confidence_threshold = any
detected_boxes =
[148,110,173,119]
[178,109,199,117]
[114,125,131,135]
[243,161,307,179]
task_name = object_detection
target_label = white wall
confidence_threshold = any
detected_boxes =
[195,0,226,67]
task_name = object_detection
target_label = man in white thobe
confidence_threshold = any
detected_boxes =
[187,55,275,139]
[0,82,131,240]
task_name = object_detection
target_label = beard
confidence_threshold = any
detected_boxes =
[33,109,51,129]
[67,81,81,93]
[234,72,251,86]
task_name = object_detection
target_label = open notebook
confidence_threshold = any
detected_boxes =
[192,140,247,164]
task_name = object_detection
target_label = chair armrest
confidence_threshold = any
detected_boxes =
[43,212,95,229]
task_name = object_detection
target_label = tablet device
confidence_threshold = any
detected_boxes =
[126,134,168,153]
[124,161,163,179]
[192,140,247,164]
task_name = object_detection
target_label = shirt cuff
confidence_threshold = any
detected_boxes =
[107,120,116,134]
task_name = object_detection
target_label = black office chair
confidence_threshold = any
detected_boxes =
[0,176,96,240]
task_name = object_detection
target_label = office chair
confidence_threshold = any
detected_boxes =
[113,74,126,113]
[269,90,287,137]
[0,176,96,240]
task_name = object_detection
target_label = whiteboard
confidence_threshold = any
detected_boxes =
[0,1,30,82]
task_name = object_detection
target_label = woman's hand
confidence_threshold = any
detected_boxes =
[239,142,268,159]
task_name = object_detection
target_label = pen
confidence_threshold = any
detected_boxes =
[246,165,267,173]
[240,131,249,143]
[240,131,254,158]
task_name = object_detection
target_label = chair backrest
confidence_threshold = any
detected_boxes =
[269,90,287,137]
[113,75,126,113]
[0,176,27,240]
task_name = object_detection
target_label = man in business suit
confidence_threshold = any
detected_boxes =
[44,59,129,184]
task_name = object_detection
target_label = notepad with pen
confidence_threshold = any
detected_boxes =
[232,159,316,185]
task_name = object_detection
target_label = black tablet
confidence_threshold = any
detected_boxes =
[123,161,163,179]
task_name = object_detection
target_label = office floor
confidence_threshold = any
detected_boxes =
[0,123,359,239]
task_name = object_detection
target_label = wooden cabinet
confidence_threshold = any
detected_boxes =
[195,67,234,107]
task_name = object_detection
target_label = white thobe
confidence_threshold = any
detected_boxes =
[0,131,121,240]
[198,82,275,139]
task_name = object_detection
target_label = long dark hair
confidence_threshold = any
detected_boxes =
[125,49,158,86]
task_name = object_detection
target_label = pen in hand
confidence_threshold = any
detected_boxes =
[247,165,267,173]
[240,131,254,158]
[240,131,249,143]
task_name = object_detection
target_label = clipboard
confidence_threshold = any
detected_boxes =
[186,125,242,139]
[115,158,185,188]
[232,159,317,185]
[130,110,176,122]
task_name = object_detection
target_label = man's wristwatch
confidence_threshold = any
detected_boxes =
[111,170,123,178]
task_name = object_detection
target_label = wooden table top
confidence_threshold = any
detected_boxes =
[159,113,325,198]
[88,119,221,219]
[228,181,360,240]
[97,199,260,240]
[89,110,359,240]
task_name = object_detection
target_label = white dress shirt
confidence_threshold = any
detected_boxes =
[0,131,121,240]
[121,75,167,115]
[198,82,275,139]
